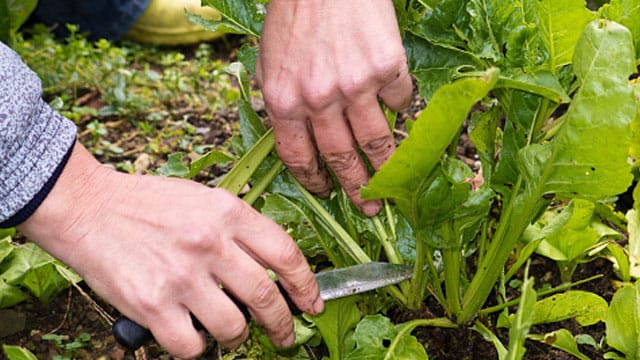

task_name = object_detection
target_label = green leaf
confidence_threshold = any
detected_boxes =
[496,70,571,103]
[0,280,28,309]
[237,44,259,75]
[0,237,13,264]
[344,315,428,360]
[186,150,234,179]
[506,274,536,360]
[534,0,596,70]
[309,297,361,360]
[21,263,70,305]
[362,69,498,223]
[7,0,37,30]
[2,345,38,360]
[224,62,251,102]
[606,281,640,359]
[523,199,617,263]
[531,291,608,326]
[0,0,9,45]
[528,329,590,360]
[0,243,55,284]
[199,0,265,37]
[155,152,190,178]
[262,194,326,259]
[404,32,480,101]
[0,228,15,239]
[472,321,507,360]
[630,84,640,168]
[520,20,636,201]
[599,0,640,60]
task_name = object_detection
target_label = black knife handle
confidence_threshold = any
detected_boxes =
[113,282,302,351]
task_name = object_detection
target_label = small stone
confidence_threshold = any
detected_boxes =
[134,153,152,174]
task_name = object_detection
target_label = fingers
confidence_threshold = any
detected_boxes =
[378,64,413,111]
[150,307,206,359]
[229,200,323,315]
[187,280,250,350]
[213,248,296,348]
[271,117,333,197]
[309,104,382,215]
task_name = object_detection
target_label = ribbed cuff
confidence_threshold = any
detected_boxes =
[0,139,76,229]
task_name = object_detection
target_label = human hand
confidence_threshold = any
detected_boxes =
[256,0,413,216]
[18,143,323,358]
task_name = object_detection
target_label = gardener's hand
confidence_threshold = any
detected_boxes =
[257,0,413,216]
[18,143,323,359]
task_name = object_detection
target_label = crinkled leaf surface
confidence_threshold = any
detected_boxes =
[362,69,498,225]
[519,20,636,200]
[606,281,640,359]
[404,32,479,101]
[197,0,264,37]
[531,291,608,326]
[344,315,428,360]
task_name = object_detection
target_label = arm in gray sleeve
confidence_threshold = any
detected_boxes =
[0,41,77,227]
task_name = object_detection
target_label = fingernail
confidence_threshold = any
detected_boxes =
[361,201,381,217]
[312,297,324,314]
[281,333,296,348]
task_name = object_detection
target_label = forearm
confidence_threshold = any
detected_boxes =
[0,41,77,228]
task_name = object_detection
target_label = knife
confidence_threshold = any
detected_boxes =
[112,262,415,350]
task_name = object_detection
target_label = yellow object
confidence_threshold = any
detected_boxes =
[125,0,222,45]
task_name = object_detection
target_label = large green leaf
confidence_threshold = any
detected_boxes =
[522,199,619,262]
[606,281,640,359]
[196,0,264,37]
[309,297,361,360]
[599,0,640,60]
[344,315,428,360]
[362,69,498,223]
[2,345,38,360]
[520,20,636,200]
[531,291,608,326]
[0,280,28,309]
[534,0,596,70]
[404,32,480,101]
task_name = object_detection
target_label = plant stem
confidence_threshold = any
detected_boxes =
[458,177,526,323]
[242,158,283,205]
[218,128,274,195]
[408,232,429,309]
[442,222,462,316]
[295,181,372,265]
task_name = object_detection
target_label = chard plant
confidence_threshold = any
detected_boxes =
[183,0,640,358]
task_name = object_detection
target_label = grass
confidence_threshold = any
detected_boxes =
[14,24,247,177]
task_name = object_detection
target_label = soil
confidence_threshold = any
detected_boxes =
[0,44,626,360]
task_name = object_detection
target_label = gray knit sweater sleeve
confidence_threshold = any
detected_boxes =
[0,42,77,225]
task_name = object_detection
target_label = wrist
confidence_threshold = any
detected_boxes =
[17,142,113,261]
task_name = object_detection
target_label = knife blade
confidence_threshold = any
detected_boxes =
[112,262,414,350]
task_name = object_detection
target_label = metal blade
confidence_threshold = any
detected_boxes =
[316,262,415,301]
